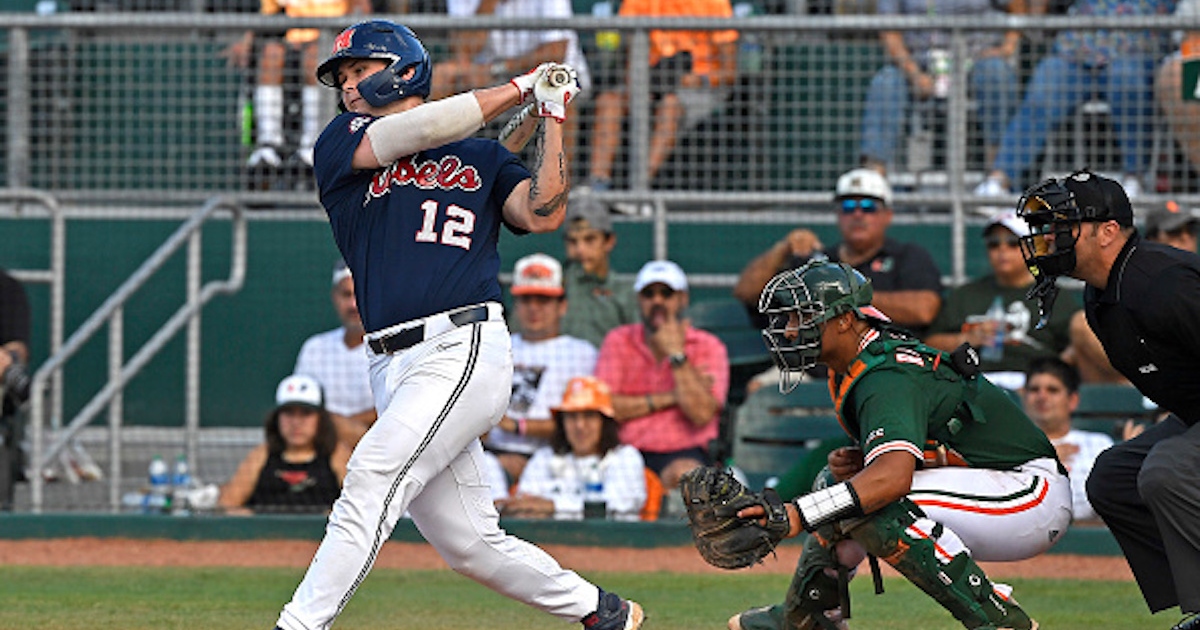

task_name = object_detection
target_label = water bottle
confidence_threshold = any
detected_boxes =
[146,455,171,514]
[929,49,951,99]
[171,455,193,516]
[980,296,1006,362]
[733,3,764,75]
[582,463,607,520]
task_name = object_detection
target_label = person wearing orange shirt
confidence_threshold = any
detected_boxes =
[586,0,739,190]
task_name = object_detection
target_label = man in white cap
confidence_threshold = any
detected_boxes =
[293,259,376,449]
[925,210,1081,390]
[734,167,943,336]
[594,260,729,492]
[487,253,599,482]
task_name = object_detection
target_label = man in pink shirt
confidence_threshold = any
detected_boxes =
[594,260,729,491]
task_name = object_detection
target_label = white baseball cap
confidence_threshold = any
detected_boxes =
[984,209,1031,238]
[511,253,564,297]
[634,260,689,292]
[275,374,324,409]
[835,168,892,206]
[331,259,352,286]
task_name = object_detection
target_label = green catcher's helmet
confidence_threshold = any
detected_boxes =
[758,260,874,392]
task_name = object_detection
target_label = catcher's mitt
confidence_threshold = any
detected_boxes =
[680,466,791,569]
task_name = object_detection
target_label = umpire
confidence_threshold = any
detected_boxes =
[1016,170,1200,630]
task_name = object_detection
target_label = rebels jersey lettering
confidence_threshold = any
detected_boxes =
[314,112,531,332]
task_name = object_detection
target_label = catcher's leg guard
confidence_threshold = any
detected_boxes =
[845,498,1035,630]
[729,533,849,630]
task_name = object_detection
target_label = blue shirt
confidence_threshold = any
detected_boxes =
[313,112,531,332]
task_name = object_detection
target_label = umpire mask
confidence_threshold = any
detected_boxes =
[1016,177,1084,282]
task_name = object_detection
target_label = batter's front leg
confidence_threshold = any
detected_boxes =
[408,440,600,622]
[277,323,514,630]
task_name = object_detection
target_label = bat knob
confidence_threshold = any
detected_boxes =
[546,68,571,87]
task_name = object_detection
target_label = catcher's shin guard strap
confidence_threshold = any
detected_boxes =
[846,499,1035,629]
[779,532,856,630]
[795,482,864,532]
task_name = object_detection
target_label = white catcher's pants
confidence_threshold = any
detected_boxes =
[278,307,598,630]
[832,456,1074,574]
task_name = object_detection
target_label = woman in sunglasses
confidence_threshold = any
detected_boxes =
[924,210,1082,391]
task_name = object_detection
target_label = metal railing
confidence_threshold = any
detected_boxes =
[0,189,65,437]
[26,195,247,513]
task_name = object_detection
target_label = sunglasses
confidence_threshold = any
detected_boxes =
[639,286,676,299]
[985,236,1022,250]
[840,198,880,214]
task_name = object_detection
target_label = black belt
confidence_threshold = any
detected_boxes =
[367,305,491,355]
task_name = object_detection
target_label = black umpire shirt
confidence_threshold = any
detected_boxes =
[1084,233,1200,426]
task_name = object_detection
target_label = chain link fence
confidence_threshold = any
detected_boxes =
[1,7,1196,511]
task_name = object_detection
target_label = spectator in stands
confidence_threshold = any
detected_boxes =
[733,168,944,335]
[859,0,1027,174]
[1145,200,1200,252]
[925,210,1079,390]
[974,0,1175,198]
[1023,357,1113,521]
[560,195,638,348]
[0,268,31,510]
[294,259,376,449]
[432,0,591,163]
[502,376,647,520]
[585,0,739,191]
[595,260,729,492]
[487,253,598,482]
[1153,0,1200,188]
[221,0,372,185]
[219,374,351,515]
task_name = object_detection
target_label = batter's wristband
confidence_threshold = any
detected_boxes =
[794,481,864,533]
[517,419,528,436]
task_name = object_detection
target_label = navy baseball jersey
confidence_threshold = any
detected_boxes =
[313,112,531,332]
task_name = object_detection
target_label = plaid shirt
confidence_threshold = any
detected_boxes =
[293,327,374,417]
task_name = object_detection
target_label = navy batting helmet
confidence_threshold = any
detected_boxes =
[316,20,432,106]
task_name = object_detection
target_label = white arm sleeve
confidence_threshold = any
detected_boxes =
[365,92,486,165]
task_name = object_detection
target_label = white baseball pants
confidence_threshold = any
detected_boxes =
[277,306,598,630]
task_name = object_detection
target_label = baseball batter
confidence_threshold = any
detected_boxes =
[271,20,643,630]
[729,260,1071,630]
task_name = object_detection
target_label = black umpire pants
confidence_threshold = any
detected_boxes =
[1087,415,1200,614]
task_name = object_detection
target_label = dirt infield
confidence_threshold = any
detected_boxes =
[0,538,1133,581]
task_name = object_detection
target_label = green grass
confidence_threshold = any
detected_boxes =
[0,566,1161,630]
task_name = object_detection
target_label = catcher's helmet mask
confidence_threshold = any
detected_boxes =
[317,20,433,109]
[758,260,874,392]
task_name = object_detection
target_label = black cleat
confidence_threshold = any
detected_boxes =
[581,589,644,630]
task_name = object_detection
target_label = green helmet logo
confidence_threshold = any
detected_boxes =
[758,260,873,392]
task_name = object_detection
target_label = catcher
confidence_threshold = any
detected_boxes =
[682,260,1072,630]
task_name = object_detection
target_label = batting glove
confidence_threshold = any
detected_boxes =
[510,62,553,103]
[534,63,581,123]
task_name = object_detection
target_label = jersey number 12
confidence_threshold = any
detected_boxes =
[414,200,475,250]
